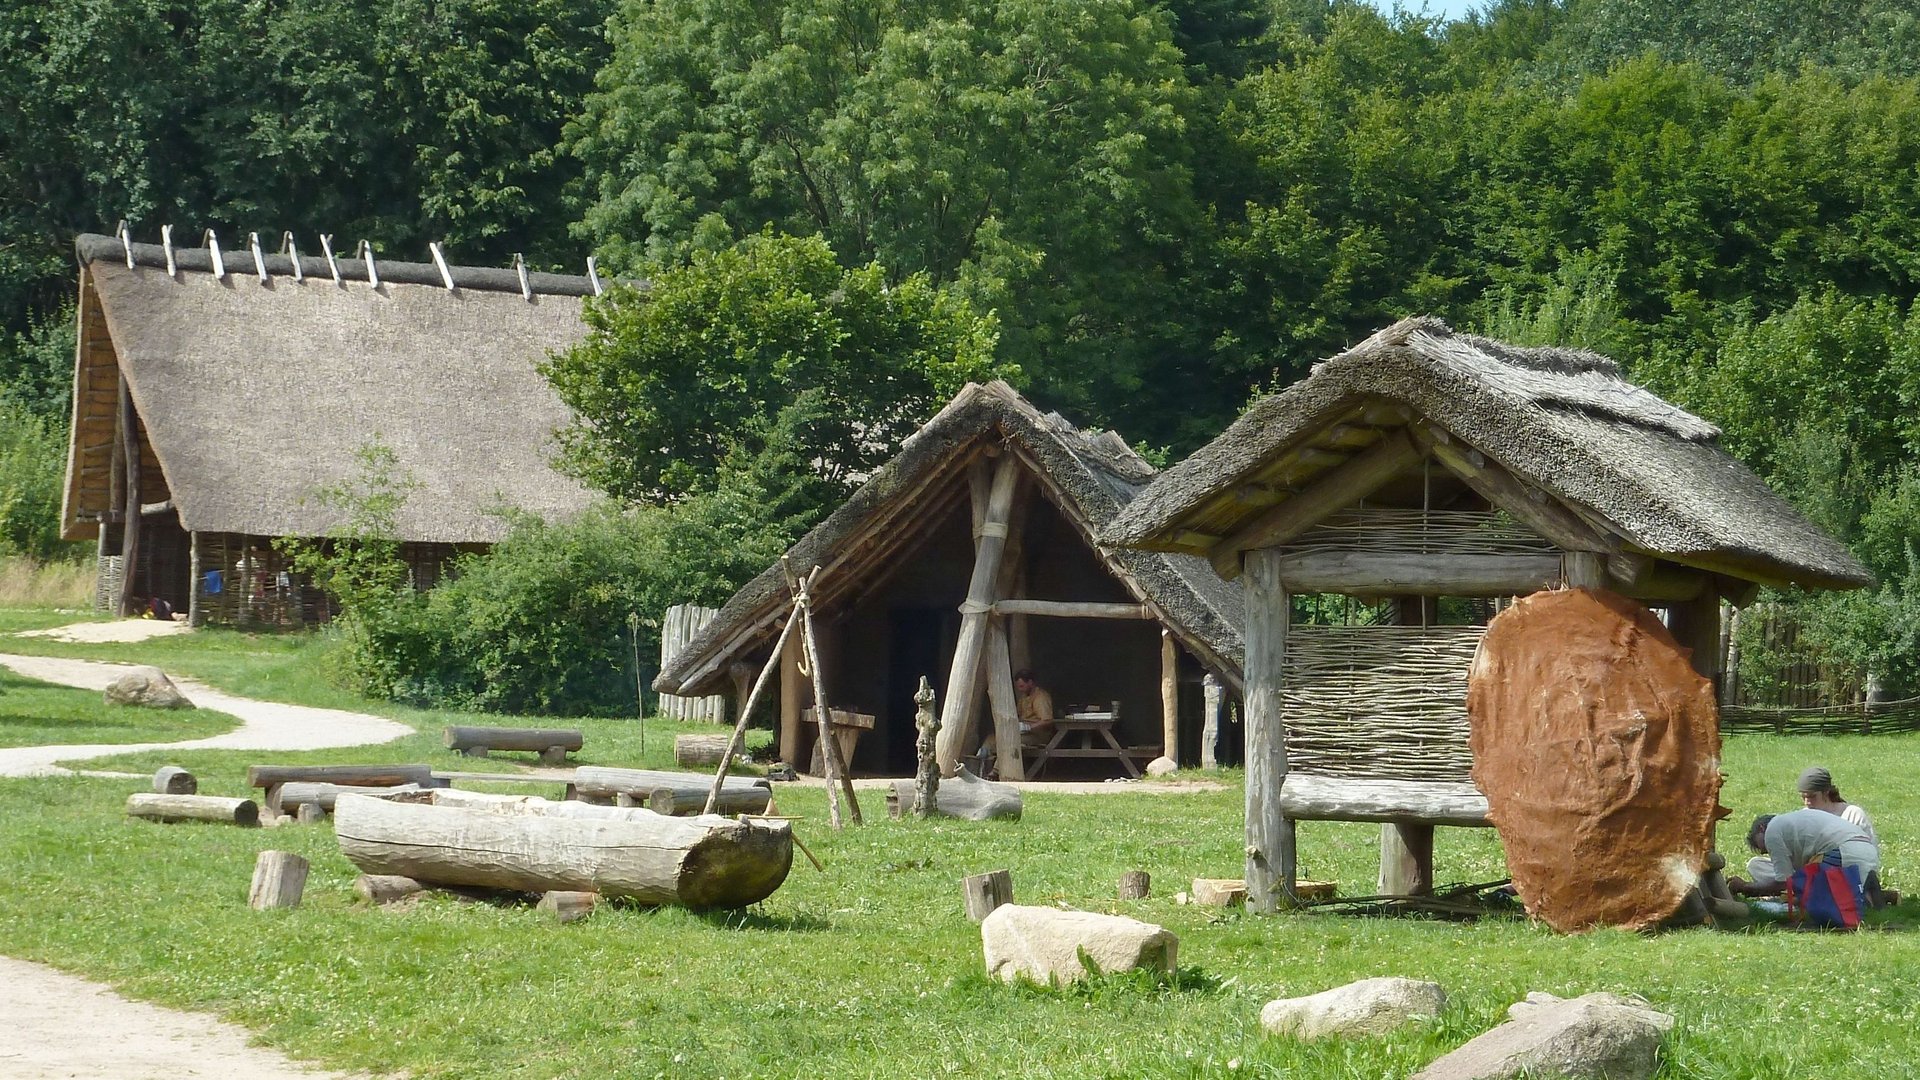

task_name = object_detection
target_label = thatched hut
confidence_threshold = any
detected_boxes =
[653,381,1244,780]
[61,232,597,624]
[1104,317,1871,910]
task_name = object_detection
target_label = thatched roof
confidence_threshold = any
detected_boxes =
[1106,317,1871,590]
[654,381,1245,697]
[63,233,598,544]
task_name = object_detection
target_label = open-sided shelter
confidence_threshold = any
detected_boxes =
[62,232,598,624]
[653,381,1245,781]
[1105,317,1871,911]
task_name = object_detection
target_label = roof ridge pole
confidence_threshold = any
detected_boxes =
[280,232,303,282]
[161,225,177,276]
[203,229,226,279]
[320,234,342,286]
[248,231,269,283]
[357,240,380,288]
[428,241,456,291]
[514,253,532,301]
[586,255,603,296]
[116,220,134,268]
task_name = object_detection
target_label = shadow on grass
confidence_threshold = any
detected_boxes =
[689,907,833,933]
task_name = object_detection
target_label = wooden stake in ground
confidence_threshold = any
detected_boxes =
[248,851,309,910]
[1119,870,1151,900]
[795,569,861,826]
[912,676,940,818]
[703,603,800,815]
[962,869,1013,922]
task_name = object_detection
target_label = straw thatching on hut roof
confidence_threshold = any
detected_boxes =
[64,232,599,623]
[655,380,1244,781]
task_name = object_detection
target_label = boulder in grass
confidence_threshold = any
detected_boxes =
[103,666,195,710]
[981,905,1177,986]
[1261,977,1448,1040]
[1145,755,1178,777]
[1411,991,1673,1080]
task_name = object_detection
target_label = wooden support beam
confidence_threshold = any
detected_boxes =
[187,532,204,627]
[1667,592,1723,686]
[1565,551,1606,589]
[1277,774,1491,826]
[1378,823,1435,896]
[116,376,142,617]
[986,617,1023,781]
[936,455,1021,773]
[1417,429,1618,555]
[1160,630,1180,767]
[1243,547,1294,912]
[1279,552,1561,596]
[779,619,806,768]
[1211,431,1421,580]
[989,599,1152,619]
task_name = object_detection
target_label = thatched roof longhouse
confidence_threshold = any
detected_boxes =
[1105,316,1870,591]
[654,380,1245,699]
[63,233,597,545]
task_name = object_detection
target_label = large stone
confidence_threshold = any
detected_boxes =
[1145,755,1178,777]
[1468,589,1720,933]
[889,767,1021,821]
[1261,977,1447,1039]
[980,904,1177,986]
[102,666,195,710]
[1411,991,1674,1080]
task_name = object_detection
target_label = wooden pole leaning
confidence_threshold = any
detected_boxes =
[703,604,800,815]
[795,568,861,826]
[935,453,1022,772]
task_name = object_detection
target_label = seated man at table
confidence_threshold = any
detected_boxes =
[1014,669,1056,748]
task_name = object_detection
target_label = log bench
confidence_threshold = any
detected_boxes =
[246,764,446,817]
[1277,773,1491,901]
[443,726,584,765]
[568,766,772,816]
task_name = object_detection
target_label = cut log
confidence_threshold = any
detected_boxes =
[538,891,598,923]
[1192,878,1248,907]
[247,764,438,791]
[675,733,735,768]
[249,851,310,910]
[126,793,259,827]
[334,792,794,908]
[1119,870,1151,900]
[888,768,1021,821]
[963,869,1013,922]
[272,782,431,816]
[354,874,426,905]
[570,766,771,815]
[443,726,583,758]
[152,766,197,795]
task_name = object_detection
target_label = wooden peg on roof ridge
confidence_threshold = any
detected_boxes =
[161,225,177,276]
[428,241,456,291]
[203,229,225,279]
[320,234,342,285]
[280,232,303,282]
[357,240,380,287]
[248,231,268,283]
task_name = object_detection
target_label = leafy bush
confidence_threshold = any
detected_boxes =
[0,398,79,561]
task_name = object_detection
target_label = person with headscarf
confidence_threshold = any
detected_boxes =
[1797,766,1887,906]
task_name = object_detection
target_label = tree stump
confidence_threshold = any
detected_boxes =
[1119,870,1151,900]
[152,766,196,795]
[1192,878,1248,907]
[538,891,598,923]
[249,851,310,910]
[963,869,1013,922]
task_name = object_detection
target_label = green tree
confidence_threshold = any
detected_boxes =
[542,232,1006,504]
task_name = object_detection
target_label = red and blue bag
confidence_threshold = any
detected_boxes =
[1786,850,1864,930]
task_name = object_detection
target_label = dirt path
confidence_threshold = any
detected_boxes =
[13,617,192,643]
[0,653,413,777]
[0,955,362,1079]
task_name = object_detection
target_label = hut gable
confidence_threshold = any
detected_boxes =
[1105,316,1869,591]
[62,233,598,546]
[653,381,1245,703]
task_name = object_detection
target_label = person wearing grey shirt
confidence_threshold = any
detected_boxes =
[1729,808,1877,898]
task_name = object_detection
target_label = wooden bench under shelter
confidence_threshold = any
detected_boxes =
[1104,317,1873,911]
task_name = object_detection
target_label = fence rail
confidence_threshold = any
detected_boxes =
[1720,697,1920,736]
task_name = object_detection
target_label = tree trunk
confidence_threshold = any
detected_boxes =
[442,726,583,754]
[334,792,794,908]
[249,851,310,910]
[674,734,735,768]
[126,793,258,827]
[272,782,431,816]
[247,764,437,790]
[1243,547,1294,911]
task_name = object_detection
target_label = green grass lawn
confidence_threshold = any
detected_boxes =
[1,609,1917,1077]
[0,667,239,748]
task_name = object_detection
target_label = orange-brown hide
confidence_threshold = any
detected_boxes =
[1468,588,1721,933]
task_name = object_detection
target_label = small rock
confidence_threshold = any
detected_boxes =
[1411,991,1674,1080]
[103,666,194,710]
[981,904,1177,986]
[1145,755,1178,777]
[1262,977,1448,1039]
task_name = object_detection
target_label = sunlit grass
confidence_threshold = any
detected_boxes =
[0,667,239,748]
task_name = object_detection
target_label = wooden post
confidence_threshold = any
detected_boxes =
[728,662,754,725]
[1201,673,1224,769]
[1668,592,1723,686]
[152,766,196,795]
[985,617,1023,780]
[913,676,940,817]
[1160,629,1180,765]
[187,532,204,627]
[116,376,142,617]
[936,455,1021,772]
[1118,870,1151,900]
[1566,550,1606,589]
[779,616,806,768]
[248,851,310,910]
[962,869,1013,922]
[1378,823,1435,896]
[704,608,798,814]
[799,576,860,826]
[1243,547,1294,912]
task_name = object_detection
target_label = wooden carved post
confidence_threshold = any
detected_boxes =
[1243,547,1295,912]
[1201,672,1224,769]
[1160,629,1180,765]
[913,676,940,817]
[935,454,1021,773]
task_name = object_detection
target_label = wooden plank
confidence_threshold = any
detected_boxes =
[1277,774,1491,826]
[1211,431,1421,580]
[989,599,1151,619]
[935,454,1021,772]
[1243,547,1292,912]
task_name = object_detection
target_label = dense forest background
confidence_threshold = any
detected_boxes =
[7,0,1920,706]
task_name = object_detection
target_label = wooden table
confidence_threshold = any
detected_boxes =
[1026,711,1142,779]
[802,708,875,775]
